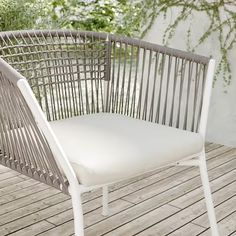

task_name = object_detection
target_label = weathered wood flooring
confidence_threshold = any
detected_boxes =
[0,143,236,236]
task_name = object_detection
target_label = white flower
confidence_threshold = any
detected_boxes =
[54,6,63,17]
[81,0,96,3]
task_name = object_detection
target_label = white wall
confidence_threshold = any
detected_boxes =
[144,9,236,147]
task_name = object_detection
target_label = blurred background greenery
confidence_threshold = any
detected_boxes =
[0,0,155,37]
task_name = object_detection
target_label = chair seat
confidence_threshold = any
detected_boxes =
[50,113,203,186]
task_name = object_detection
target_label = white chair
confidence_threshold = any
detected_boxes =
[0,30,218,236]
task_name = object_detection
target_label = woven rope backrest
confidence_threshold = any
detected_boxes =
[0,62,68,193]
[0,30,211,133]
[0,30,110,121]
[107,35,210,132]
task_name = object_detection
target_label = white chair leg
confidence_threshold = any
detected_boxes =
[70,186,84,236]
[102,186,109,216]
[199,154,219,236]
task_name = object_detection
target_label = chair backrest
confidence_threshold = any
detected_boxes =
[0,58,70,193]
[0,30,110,121]
[0,30,214,135]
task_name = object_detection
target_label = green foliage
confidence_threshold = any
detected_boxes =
[0,0,38,31]
[155,0,236,87]
[49,0,157,37]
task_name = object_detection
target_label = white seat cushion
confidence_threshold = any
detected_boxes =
[50,113,203,186]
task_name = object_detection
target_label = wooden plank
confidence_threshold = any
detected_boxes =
[0,192,69,227]
[0,183,50,205]
[0,178,39,196]
[204,143,223,153]
[198,211,236,236]
[103,205,179,236]
[47,199,134,227]
[37,221,74,236]
[0,188,61,217]
[0,176,26,189]
[193,195,236,228]
[7,220,55,236]
[41,199,135,236]
[169,178,236,235]
[133,178,236,235]
[0,171,20,180]
[0,197,71,235]
[167,223,206,236]
[169,169,236,209]
[40,205,177,236]
[0,165,14,173]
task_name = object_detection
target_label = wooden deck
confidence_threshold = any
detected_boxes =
[0,143,235,236]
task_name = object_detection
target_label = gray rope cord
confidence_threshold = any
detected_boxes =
[0,30,210,193]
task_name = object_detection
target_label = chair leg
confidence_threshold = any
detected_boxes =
[199,154,219,236]
[71,186,85,236]
[102,186,109,216]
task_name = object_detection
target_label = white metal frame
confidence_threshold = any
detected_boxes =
[177,59,219,236]
[10,59,218,236]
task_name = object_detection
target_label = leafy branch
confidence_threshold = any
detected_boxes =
[155,0,236,86]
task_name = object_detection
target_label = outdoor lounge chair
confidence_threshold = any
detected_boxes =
[0,30,218,236]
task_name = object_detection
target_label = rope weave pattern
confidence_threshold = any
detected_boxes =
[0,70,68,193]
[0,30,210,192]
